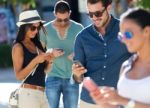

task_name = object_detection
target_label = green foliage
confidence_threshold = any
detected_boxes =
[0,0,36,8]
[136,0,150,10]
[0,44,12,68]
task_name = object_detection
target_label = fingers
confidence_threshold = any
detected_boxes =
[52,49,64,57]
[72,64,87,77]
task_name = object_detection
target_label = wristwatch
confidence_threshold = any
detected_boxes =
[125,100,135,108]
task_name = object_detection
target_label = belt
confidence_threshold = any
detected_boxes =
[21,84,45,92]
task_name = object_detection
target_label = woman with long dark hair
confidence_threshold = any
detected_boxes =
[12,10,52,108]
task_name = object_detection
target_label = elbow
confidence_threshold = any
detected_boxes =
[15,74,24,81]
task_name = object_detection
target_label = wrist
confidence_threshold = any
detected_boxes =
[73,74,84,83]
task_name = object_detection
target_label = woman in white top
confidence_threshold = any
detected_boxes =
[90,8,150,108]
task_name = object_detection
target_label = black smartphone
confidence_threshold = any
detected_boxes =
[55,48,64,52]
[73,60,83,67]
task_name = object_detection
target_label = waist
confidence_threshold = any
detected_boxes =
[21,83,45,92]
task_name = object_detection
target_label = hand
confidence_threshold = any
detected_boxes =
[52,48,64,58]
[35,53,49,64]
[72,63,87,78]
[90,87,121,106]
[45,52,55,63]
[67,53,74,61]
[100,87,122,105]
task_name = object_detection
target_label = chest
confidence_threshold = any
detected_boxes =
[127,63,150,79]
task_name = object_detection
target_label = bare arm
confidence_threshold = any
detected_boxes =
[12,43,37,80]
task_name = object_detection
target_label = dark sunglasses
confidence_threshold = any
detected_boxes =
[88,9,105,18]
[30,25,41,31]
[118,31,133,41]
[56,18,69,23]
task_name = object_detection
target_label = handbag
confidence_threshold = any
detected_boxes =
[8,47,39,108]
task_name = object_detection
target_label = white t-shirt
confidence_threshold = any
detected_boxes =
[117,55,150,104]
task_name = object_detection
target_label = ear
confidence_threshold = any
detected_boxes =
[143,26,150,38]
[106,4,112,13]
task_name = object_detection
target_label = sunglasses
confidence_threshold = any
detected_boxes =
[30,25,41,31]
[118,31,133,41]
[56,18,69,23]
[88,9,105,18]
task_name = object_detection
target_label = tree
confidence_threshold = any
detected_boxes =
[136,0,150,10]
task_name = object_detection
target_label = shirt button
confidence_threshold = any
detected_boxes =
[102,77,105,80]
[104,54,107,58]
[103,66,106,68]
[104,43,107,46]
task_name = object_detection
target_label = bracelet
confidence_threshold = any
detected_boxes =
[125,100,135,108]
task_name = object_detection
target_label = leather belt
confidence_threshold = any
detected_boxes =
[21,84,45,92]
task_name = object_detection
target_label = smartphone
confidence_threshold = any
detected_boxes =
[55,48,64,52]
[73,60,83,67]
[46,48,53,53]
[83,77,100,92]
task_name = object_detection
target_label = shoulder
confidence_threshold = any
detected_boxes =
[44,21,53,27]
[70,20,84,28]
[120,54,136,75]
[77,24,92,36]
[12,43,23,53]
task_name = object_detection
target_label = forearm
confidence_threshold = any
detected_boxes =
[15,58,37,80]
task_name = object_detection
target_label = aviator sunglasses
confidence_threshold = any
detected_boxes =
[118,31,133,41]
[87,9,105,18]
[56,18,69,23]
[29,25,41,31]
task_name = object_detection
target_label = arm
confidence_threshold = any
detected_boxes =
[12,43,37,80]
[72,34,86,83]
[90,87,150,108]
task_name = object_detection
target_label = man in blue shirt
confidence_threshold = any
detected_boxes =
[72,0,131,108]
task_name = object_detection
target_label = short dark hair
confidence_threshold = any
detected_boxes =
[54,1,70,13]
[120,8,150,29]
[87,0,112,8]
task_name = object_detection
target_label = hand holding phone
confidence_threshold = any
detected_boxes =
[46,48,53,53]
[73,60,83,67]
[83,77,100,92]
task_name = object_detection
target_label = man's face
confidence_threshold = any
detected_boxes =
[55,12,70,27]
[87,2,109,28]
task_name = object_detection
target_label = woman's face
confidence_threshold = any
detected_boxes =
[119,19,145,53]
[25,22,41,39]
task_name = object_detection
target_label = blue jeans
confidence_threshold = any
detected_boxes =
[45,77,79,108]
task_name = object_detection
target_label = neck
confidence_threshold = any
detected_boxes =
[138,45,150,63]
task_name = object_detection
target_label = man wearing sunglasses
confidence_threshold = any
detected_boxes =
[40,1,83,108]
[72,0,131,108]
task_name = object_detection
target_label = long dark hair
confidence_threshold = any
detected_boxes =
[120,8,150,29]
[15,23,46,52]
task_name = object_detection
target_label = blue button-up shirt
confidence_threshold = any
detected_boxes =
[74,16,131,104]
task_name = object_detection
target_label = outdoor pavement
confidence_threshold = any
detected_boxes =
[0,68,20,108]
[0,68,82,108]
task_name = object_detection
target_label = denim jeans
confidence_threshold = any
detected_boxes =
[45,77,79,108]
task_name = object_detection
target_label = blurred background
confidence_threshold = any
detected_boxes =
[0,0,150,108]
